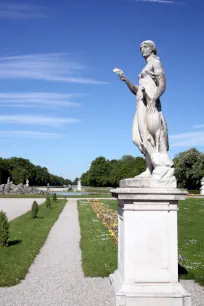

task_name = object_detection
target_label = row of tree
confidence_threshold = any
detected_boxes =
[80,149,204,190]
[81,155,146,187]
[0,157,72,186]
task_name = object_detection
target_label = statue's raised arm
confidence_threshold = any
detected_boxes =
[113,67,138,95]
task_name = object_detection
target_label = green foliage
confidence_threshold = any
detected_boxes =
[52,193,57,202]
[0,156,72,186]
[0,199,66,286]
[81,155,146,187]
[46,196,51,209]
[78,200,117,277]
[31,201,39,218]
[174,148,204,190]
[0,211,9,247]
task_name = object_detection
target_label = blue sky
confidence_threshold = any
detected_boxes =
[0,0,203,180]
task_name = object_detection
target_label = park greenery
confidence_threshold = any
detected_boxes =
[80,148,204,190]
[0,211,9,247]
[0,157,72,186]
[78,198,204,286]
[0,199,66,286]
[0,148,203,190]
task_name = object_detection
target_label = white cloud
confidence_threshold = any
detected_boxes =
[193,124,204,130]
[0,54,108,85]
[134,0,182,4]
[0,3,47,19]
[170,131,204,147]
[0,92,83,108]
[0,115,80,127]
[0,131,63,139]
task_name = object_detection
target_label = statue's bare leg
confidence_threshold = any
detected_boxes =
[132,100,153,177]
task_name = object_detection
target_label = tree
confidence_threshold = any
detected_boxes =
[80,155,146,187]
[88,156,111,187]
[174,148,204,190]
[31,201,39,218]
[81,171,89,186]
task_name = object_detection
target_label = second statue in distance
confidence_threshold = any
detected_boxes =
[113,40,176,188]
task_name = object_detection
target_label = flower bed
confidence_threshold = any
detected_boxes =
[88,199,118,243]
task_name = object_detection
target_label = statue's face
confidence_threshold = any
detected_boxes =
[140,43,152,58]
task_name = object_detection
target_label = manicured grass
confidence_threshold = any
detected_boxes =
[78,200,117,277]
[57,194,112,198]
[178,198,204,286]
[0,199,66,286]
[79,198,204,286]
[83,187,111,194]
[102,199,118,211]
[0,194,46,198]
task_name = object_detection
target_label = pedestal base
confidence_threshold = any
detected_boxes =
[110,270,191,306]
[110,183,191,306]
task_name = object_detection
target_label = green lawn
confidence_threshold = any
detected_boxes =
[77,200,117,277]
[57,194,112,198]
[78,198,204,286]
[0,199,66,286]
[178,198,204,285]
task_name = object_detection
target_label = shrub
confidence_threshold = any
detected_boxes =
[31,201,39,218]
[52,193,57,202]
[46,196,51,209]
[0,211,9,247]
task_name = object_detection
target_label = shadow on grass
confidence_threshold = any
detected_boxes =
[7,239,22,247]
[178,263,188,277]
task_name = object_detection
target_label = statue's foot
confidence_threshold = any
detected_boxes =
[135,168,152,178]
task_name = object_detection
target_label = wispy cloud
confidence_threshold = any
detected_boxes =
[133,0,182,4]
[193,124,204,130]
[0,53,108,85]
[0,115,80,128]
[0,92,83,108]
[0,131,63,139]
[170,131,204,147]
[0,3,47,19]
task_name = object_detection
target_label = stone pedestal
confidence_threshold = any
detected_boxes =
[110,179,191,306]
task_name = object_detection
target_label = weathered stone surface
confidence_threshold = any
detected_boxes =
[0,182,44,195]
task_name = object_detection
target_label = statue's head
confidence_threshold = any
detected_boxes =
[140,40,157,58]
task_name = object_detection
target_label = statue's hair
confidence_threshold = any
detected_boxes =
[140,40,158,56]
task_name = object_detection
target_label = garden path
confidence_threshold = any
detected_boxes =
[0,199,203,306]
[0,199,115,306]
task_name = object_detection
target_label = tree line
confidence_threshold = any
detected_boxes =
[0,157,72,186]
[80,148,204,190]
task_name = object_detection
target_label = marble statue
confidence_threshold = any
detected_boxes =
[26,179,29,187]
[200,177,204,196]
[77,179,82,191]
[113,40,176,187]
[7,177,10,184]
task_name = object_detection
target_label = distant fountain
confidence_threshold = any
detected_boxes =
[77,179,82,191]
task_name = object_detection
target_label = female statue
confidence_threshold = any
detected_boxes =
[114,40,172,179]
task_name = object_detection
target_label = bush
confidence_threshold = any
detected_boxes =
[0,211,9,247]
[52,193,57,202]
[46,196,51,209]
[31,201,39,218]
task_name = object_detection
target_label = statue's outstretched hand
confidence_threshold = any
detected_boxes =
[119,74,127,82]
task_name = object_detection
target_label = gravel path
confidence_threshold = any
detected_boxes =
[0,198,45,221]
[0,199,115,306]
[0,199,203,306]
